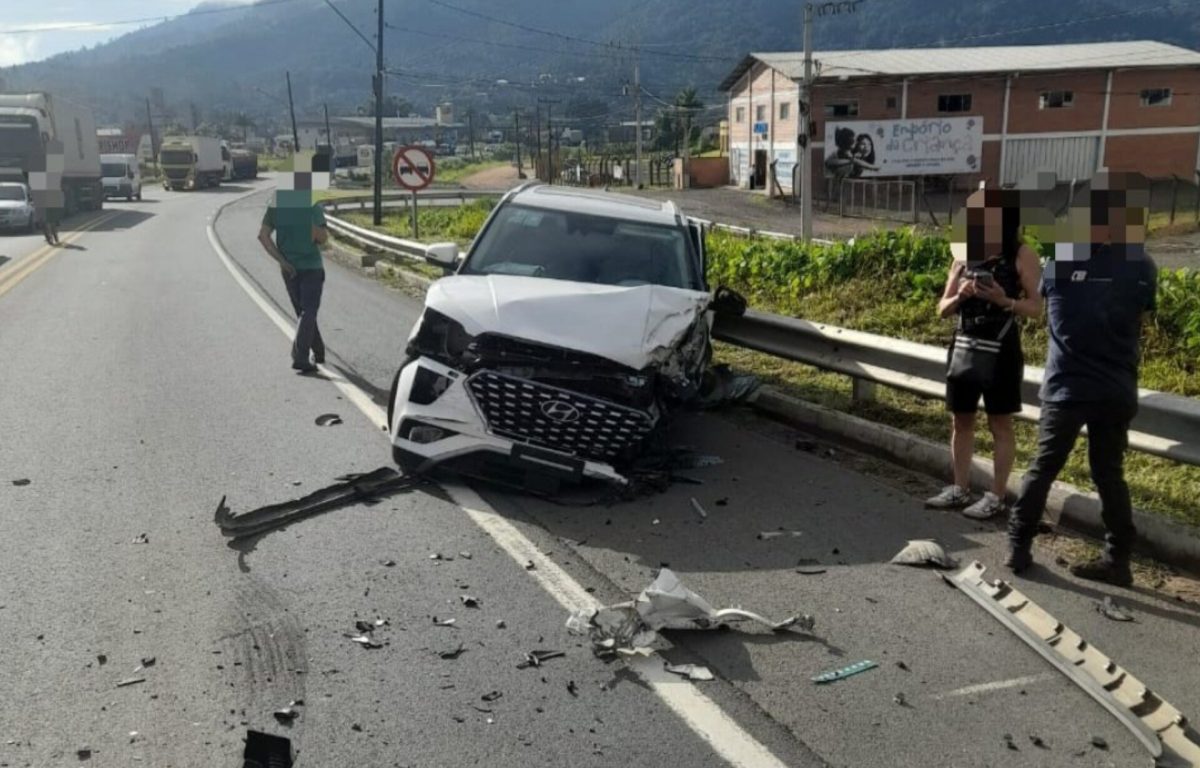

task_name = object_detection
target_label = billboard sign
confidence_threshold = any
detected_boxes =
[823,116,982,178]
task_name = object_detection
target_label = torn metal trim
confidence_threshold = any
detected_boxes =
[950,562,1200,767]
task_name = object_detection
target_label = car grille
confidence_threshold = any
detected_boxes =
[466,370,655,462]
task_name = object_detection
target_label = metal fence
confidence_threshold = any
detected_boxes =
[837,178,918,223]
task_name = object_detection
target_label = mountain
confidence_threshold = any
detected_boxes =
[2,0,1198,131]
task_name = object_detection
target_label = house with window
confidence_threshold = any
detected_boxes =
[719,40,1200,192]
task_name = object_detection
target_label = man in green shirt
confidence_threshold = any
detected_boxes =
[257,152,331,373]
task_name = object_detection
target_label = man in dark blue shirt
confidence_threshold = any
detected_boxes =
[1007,173,1156,587]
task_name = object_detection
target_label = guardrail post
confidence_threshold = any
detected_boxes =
[851,377,877,404]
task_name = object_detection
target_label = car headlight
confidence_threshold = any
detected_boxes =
[408,309,476,364]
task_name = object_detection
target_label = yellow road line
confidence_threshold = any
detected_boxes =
[0,211,119,300]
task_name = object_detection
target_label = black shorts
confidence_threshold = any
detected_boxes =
[945,332,1024,415]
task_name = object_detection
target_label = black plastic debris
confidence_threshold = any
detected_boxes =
[892,692,907,706]
[314,413,343,427]
[517,650,564,669]
[481,691,503,703]
[354,620,375,634]
[439,644,466,660]
[97,654,107,666]
[566,680,579,697]
[1004,733,1018,751]
[433,617,456,627]
[1096,596,1134,622]
[140,657,156,668]
[524,561,536,571]
[132,533,149,545]
[115,677,145,688]
[380,559,396,567]
[11,478,31,487]
[1029,735,1048,749]
[214,468,422,541]
[243,730,292,768]
[460,596,480,609]
[796,566,828,575]
[76,746,92,760]
[273,706,299,723]
[1091,735,1109,750]
[345,634,383,649]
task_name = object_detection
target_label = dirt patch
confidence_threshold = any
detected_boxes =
[458,163,526,191]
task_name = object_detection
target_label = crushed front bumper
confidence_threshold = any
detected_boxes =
[390,357,650,485]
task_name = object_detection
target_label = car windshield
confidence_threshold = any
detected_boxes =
[102,163,127,177]
[0,186,26,201]
[462,204,698,290]
[161,150,192,165]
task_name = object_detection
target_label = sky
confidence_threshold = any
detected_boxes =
[0,0,253,67]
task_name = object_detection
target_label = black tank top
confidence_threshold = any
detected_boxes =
[958,251,1021,339]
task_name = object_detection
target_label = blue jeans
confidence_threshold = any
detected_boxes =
[1009,400,1137,563]
[282,269,325,366]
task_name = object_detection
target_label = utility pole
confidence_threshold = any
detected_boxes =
[538,98,560,184]
[373,0,385,226]
[514,110,523,177]
[634,53,643,188]
[467,108,475,160]
[323,103,333,153]
[534,102,542,181]
[286,71,299,155]
[144,97,158,170]
[799,2,814,243]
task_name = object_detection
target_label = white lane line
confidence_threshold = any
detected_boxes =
[206,214,792,768]
[932,673,1056,700]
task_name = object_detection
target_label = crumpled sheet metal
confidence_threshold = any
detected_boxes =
[567,569,813,653]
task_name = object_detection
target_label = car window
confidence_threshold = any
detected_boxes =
[102,163,127,177]
[462,204,698,290]
[0,186,26,201]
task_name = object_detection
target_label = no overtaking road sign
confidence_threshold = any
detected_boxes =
[392,145,436,191]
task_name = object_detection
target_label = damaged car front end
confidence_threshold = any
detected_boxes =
[389,184,722,488]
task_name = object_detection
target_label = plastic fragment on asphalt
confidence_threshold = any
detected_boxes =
[345,634,383,649]
[11,478,31,486]
[664,663,715,681]
[76,746,92,759]
[132,533,149,545]
[460,595,480,608]
[314,413,343,427]
[890,539,959,569]
[481,690,503,702]
[758,530,803,540]
[795,566,827,575]
[690,498,708,520]
[949,561,1200,767]
[439,643,466,660]
[433,617,456,627]
[1091,735,1108,750]
[115,677,146,688]
[139,657,156,668]
[273,706,299,722]
[1096,596,1135,622]
[380,559,396,567]
[243,730,293,768]
[893,692,907,706]
[459,551,472,560]
[811,660,878,684]
[517,650,565,669]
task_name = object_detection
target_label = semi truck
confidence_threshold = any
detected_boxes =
[229,148,259,180]
[0,92,103,214]
[160,136,227,190]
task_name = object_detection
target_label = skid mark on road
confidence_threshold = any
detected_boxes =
[932,673,1056,700]
[207,192,795,768]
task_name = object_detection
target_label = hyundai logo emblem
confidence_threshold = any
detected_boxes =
[541,400,581,423]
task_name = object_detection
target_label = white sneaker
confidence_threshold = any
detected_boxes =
[962,492,1007,520]
[925,485,971,510]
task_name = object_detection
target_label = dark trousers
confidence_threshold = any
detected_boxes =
[1009,400,1137,563]
[283,269,325,365]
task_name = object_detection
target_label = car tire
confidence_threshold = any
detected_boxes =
[136,190,142,201]
[386,366,403,434]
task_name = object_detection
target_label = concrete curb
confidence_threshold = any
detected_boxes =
[749,386,1200,575]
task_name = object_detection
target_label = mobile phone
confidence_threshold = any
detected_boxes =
[967,270,994,287]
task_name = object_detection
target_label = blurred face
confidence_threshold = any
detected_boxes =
[957,190,1007,263]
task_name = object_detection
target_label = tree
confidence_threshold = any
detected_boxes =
[359,95,413,118]
[674,87,704,156]
[233,112,255,142]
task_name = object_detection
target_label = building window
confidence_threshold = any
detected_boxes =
[780,102,791,120]
[755,105,766,122]
[1140,88,1172,107]
[824,101,859,117]
[735,106,745,123]
[1039,90,1074,109]
[937,94,972,113]
[886,96,897,110]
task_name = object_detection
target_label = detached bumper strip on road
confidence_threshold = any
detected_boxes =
[0,211,119,299]
[207,194,792,768]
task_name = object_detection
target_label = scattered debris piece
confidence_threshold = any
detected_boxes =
[139,656,156,668]
[715,498,729,507]
[433,618,456,627]
[690,498,708,520]
[517,650,565,669]
[11,478,31,487]
[213,468,423,541]
[1029,735,1048,749]
[523,560,536,571]
[314,413,343,427]
[1090,735,1108,750]
[380,559,396,567]
[97,654,107,666]
[345,634,383,649]
[758,530,803,540]
[651,519,660,526]
[698,364,761,407]
[567,568,812,654]
[890,540,958,569]
[115,677,146,688]
[481,691,503,703]
[354,620,375,634]
[1096,596,1135,622]
[351,724,363,732]
[439,643,466,660]
[566,680,579,697]
[664,663,715,681]
[430,553,443,561]
[132,533,149,545]
[896,661,910,672]
[76,746,92,760]
[1004,733,1019,751]
[460,595,480,608]
[496,620,506,629]
[811,660,877,684]
[796,566,828,575]
[459,551,472,560]
[274,706,300,723]
[128,732,140,744]
[893,692,907,706]
[244,730,293,768]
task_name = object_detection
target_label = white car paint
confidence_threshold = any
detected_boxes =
[0,182,35,232]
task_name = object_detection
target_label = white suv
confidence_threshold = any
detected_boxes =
[388,184,713,486]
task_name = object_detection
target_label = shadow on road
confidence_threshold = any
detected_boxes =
[0,255,9,267]
[68,210,155,232]
[1022,565,1200,631]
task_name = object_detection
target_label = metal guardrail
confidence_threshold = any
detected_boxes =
[322,189,506,213]
[322,198,1200,468]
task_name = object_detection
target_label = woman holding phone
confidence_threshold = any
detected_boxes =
[926,189,1043,519]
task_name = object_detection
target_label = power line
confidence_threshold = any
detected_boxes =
[321,0,376,54]
[0,0,303,35]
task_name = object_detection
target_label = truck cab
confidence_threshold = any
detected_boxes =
[100,153,142,201]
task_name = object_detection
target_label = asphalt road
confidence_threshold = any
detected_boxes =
[1,179,1198,768]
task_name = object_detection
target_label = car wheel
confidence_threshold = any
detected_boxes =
[136,190,142,201]
[386,366,403,434]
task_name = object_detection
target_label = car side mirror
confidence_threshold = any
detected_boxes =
[425,242,460,270]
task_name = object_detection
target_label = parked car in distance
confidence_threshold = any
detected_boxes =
[101,153,142,201]
[0,182,36,233]
[388,183,716,489]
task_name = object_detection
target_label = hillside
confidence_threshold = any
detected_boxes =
[2,0,1198,129]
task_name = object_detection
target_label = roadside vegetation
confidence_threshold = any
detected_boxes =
[334,201,1200,527]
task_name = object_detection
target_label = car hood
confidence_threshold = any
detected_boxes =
[0,200,29,210]
[424,274,711,370]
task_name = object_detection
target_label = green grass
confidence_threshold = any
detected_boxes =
[430,159,507,185]
[339,199,495,247]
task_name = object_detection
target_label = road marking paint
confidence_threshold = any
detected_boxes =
[0,212,118,300]
[932,673,1056,700]
[207,204,792,768]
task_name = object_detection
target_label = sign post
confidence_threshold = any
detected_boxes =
[392,145,437,240]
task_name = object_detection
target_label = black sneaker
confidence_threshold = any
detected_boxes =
[292,362,318,374]
[1070,558,1133,588]
[1005,547,1032,574]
